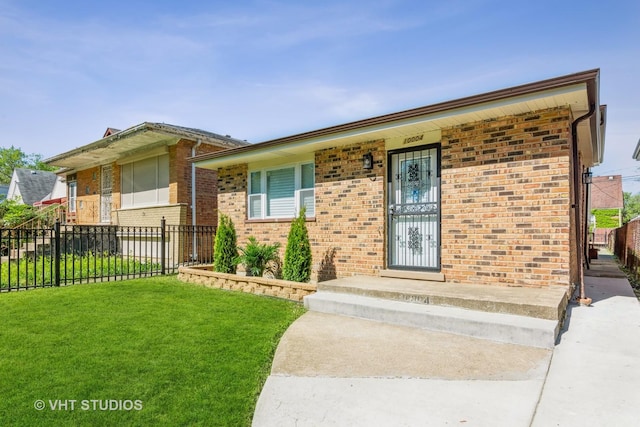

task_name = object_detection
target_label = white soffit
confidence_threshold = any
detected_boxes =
[198,84,588,169]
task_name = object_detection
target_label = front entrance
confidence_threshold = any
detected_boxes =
[388,145,440,270]
[101,165,112,223]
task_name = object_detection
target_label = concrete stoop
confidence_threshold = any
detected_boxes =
[303,277,566,349]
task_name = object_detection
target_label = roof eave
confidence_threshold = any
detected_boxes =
[45,122,152,165]
[45,122,248,169]
[193,69,601,168]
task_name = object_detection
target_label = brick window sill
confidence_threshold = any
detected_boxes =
[245,217,316,224]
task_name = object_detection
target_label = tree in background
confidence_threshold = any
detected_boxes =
[0,198,37,227]
[0,146,56,184]
[623,192,640,224]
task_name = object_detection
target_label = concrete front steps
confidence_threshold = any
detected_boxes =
[303,275,569,349]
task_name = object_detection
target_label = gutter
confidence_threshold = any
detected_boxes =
[583,167,592,270]
[571,103,596,305]
[191,139,203,259]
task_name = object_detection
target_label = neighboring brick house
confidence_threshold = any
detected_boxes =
[193,69,606,295]
[590,175,623,245]
[45,123,248,227]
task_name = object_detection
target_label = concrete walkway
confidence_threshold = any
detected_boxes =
[253,252,640,426]
[532,253,640,426]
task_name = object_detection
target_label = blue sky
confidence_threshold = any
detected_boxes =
[1,0,639,191]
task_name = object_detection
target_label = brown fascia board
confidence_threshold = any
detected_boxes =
[191,68,601,163]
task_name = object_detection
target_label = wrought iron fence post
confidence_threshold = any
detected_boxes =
[54,220,61,286]
[161,217,166,275]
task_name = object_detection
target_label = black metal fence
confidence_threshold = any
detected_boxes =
[0,219,216,292]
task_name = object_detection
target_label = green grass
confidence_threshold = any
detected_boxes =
[0,276,304,426]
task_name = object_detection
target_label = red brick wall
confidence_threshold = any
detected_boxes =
[171,140,221,226]
[314,139,386,280]
[217,107,579,288]
[111,161,121,213]
[440,107,573,288]
[217,139,386,282]
[72,166,101,224]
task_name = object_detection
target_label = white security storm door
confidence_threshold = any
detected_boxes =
[388,146,440,270]
[101,165,112,223]
[68,181,77,213]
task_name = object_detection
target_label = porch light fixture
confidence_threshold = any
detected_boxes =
[363,152,374,170]
[582,170,593,184]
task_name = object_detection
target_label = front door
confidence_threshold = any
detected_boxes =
[101,165,112,223]
[388,145,440,270]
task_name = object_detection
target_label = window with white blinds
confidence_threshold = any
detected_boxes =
[248,163,314,219]
[121,154,170,208]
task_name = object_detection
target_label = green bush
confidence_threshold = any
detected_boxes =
[213,214,238,274]
[237,237,281,278]
[283,208,312,282]
[0,198,37,227]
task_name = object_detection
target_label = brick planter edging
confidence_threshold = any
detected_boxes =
[177,265,317,302]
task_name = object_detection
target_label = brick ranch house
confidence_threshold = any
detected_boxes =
[45,123,247,227]
[192,69,606,296]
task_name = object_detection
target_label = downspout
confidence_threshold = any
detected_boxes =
[571,103,595,303]
[583,167,592,270]
[192,139,202,260]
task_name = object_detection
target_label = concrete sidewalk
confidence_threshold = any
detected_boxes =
[532,255,640,426]
[253,254,640,426]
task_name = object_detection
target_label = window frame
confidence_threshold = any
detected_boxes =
[120,154,170,209]
[248,161,315,220]
[68,181,77,213]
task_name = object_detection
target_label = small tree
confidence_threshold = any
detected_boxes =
[623,192,640,224]
[283,208,312,282]
[0,146,56,184]
[213,214,238,274]
[236,237,281,278]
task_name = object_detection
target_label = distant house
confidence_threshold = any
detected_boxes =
[193,69,606,294]
[6,168,66,206]
[0,184,8,200]
[632,137,640,161]
[45,122,248,226]
[590,175,623,244]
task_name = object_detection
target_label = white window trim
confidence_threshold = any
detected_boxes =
[68,181,77,213]
[248,162,315,220]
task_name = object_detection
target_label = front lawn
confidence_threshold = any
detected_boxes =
[0,276,304,426]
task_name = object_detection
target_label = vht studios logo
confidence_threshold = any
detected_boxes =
[34,399,143,411]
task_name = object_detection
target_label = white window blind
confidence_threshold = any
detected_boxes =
[121,154,169,208]
[267,167,295,217]
[248,163,314,219]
